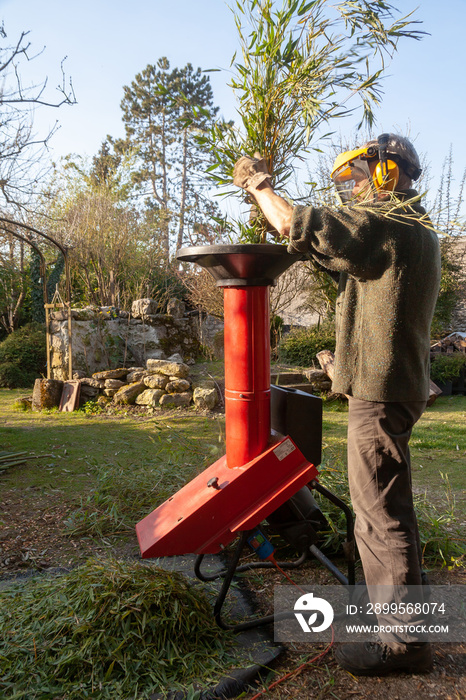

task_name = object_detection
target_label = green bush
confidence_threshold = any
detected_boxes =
[279,320,336,366]
[0,323,46,388]
[430,353,466,384]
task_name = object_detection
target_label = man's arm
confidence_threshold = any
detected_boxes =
[246,181,294,239]
[233,154,294,238]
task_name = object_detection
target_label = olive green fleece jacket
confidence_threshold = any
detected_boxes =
[288,191,441,402]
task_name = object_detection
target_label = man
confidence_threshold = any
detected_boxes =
[233,134,441,675]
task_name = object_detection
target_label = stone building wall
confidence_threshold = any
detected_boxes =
[49,298,221,380]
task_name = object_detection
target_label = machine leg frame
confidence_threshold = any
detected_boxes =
[194,482,355,632]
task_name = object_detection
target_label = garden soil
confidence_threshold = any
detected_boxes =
[0,486,464,700]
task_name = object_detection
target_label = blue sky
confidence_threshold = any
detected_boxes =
[1,0,465,208]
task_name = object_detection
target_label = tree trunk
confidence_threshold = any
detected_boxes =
[177,128,188,252]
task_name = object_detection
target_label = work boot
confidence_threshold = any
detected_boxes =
[334,641,433,676]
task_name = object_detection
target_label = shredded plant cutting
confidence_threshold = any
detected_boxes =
[0,558,240,699]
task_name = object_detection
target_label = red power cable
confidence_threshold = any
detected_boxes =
[246,555,335,700]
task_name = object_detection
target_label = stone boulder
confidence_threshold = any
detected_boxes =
[113,381,146,404]
[92,368,128,380]
[193,385,218,411]
[80,385,99,401]
[135,389,166,407]
[126,369,149,383]
[104,379,126,389]
[81,377,105,389]
[167,353,184,364]
[146,359,190,378]
[144,374,168,389]
[32,379,64,411]
[165,378,191,393]
[159,391,192,408]
[167,298,185,319]
[132,298,159,318]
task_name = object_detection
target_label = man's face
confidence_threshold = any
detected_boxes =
[351,165,372,200]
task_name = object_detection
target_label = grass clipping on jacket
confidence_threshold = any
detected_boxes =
[0,558,239,699]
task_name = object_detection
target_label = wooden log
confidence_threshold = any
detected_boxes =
[316,349,336,381]
[316,350,349,400]
[427,379,443,407]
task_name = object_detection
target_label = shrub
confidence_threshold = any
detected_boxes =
[0,323,46,388]
[279,320,336,366]
[430,353,466,384]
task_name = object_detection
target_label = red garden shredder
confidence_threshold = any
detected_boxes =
[136,244,355,630]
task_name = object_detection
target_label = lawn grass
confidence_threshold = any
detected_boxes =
[0,387,464,699]
[0,388,224,498]
[1,389,464,558]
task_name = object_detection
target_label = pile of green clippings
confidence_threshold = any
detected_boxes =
[0,558,238,699]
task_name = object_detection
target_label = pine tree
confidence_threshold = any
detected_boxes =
[119,58,219,256]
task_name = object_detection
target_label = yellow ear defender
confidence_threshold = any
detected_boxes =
[373,158,399,192]
[373,133,399,192]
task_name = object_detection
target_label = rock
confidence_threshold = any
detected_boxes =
[97,396,111,406]
[146,359,190,378]
[32,379,64,411]
[135,389,166,407]
[103,389,117,397]
[126,370,149,383]
[167,298,185,319]
[127,366,145,372]
[92,368,129,380]
[144,374,168,389]
[132,298,159,318]
[81,377,105,389]
[72,370,86,380]
[167,352,184,363]
[193,386,218,411]
[166,378,191,393]
[80,385,99,399]
[193,379,216,390]
[104,379,126,389]
[50,309,68,321]
[113,381,146,405]
[159,391,192,408]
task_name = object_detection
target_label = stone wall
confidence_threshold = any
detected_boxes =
[49,299,207,380]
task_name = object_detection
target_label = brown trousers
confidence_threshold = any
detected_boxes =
[347,398,428,644]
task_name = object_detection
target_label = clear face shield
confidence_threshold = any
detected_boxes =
[331,158,373,205]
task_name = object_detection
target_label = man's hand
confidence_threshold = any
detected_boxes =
[233,152,293,239]
[233,153,272,191]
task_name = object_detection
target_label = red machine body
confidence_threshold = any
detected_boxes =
[224,286,271,468]
[136,438,318,557]
[136,244,318,559]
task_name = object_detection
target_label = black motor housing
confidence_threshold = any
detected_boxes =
[269,385,326,552]
[270,384,322,466]
[266,486,329,553]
